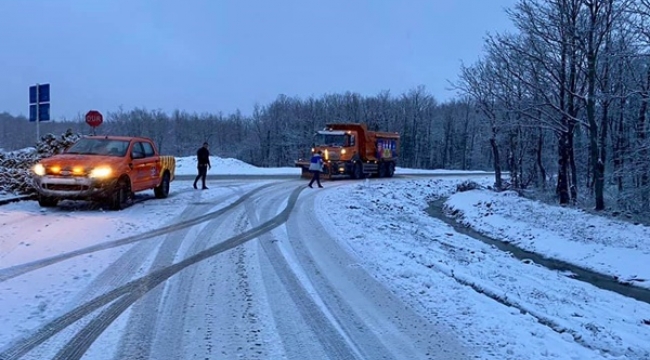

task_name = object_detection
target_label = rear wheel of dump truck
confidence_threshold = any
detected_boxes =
[387,162,395,177]
[378,162,389,178]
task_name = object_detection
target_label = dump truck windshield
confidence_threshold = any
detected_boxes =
[315,133,352,147]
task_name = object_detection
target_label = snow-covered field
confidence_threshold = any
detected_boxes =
[174,155,300,175]
[173,154,492,176]
[0,153,648,359]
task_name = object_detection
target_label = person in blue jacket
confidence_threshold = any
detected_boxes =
[308,150,324,188]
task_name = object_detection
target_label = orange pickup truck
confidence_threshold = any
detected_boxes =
[31,135,176,210]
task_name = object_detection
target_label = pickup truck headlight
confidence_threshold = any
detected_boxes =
[33,163,46,176]
[89,166,113,178]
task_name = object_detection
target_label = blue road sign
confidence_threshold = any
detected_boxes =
[29,83,50,104]
[29,86,37,104]
[39,84,50,103]
[29,103,50,122]
[28,83,51,122]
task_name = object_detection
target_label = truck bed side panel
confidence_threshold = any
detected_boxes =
[159,155,176,181]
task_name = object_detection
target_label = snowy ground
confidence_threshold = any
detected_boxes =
[443,190,650,290]
[0,154,648,359]
[317,178,650,359]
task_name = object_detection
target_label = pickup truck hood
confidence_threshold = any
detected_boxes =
[39,154,124,169]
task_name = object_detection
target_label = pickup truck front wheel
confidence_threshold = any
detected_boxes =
[109,177,132,211]
[38,194,58,208]
[154,172,170,199]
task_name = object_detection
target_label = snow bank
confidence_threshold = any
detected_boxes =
[174,156,300,175]
[444,189,650,289]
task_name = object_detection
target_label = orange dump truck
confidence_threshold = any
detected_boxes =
[296,123,400,179]
[31,135,176,210]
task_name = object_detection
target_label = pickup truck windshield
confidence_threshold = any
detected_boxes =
[65,138,130,157]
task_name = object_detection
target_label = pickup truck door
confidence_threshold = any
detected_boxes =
[140,141,160,188]
[129,142,150,191]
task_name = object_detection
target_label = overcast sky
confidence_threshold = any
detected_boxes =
[0,0,517,119]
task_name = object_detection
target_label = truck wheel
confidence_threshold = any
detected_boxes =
[379,163,388,178]
[353,162,363,179]
[38,194,58,208]
[154,172,170,199]
[387,162,395,177]
[109,177,131,211]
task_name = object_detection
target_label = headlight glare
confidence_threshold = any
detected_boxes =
[33,164,46,176]
[89,167,112,178]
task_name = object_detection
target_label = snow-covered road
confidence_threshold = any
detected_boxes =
[1,175,649,360]
[0,178,469,360]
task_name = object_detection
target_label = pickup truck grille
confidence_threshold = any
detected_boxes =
[46,169,86,176]
[44,184,89,191]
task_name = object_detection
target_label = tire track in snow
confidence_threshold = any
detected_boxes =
[67,187,241,308]
[273,182,472,358]
[0,182,278,282]
[0,185,304,360]
[246,190,368,360]
[112,189,243,360]
[145,204,250,360]
[284,193,471,360]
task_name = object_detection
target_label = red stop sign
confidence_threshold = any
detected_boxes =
[85,110,103,127]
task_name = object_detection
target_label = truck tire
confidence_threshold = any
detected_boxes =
[387,162,395,177]
[154,172,170,199]
[352,162,363,179]
[38,194,58,208]
[109,177,131,211]
[379,162,389,178]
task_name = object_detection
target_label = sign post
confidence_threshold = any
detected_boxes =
[85,110,103,135]
[29,83,51,142]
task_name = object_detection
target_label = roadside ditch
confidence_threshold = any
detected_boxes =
[427,198,650,305]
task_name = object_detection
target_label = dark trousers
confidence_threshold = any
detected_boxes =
[194,165,207,188]
[308,170,322,187]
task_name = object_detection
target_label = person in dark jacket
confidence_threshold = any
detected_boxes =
[308,150,324,188]
[194,142,211,189]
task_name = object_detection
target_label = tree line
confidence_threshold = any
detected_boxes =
[455,0,650,215]
[3,0,650,217]
[0,88,498,172]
